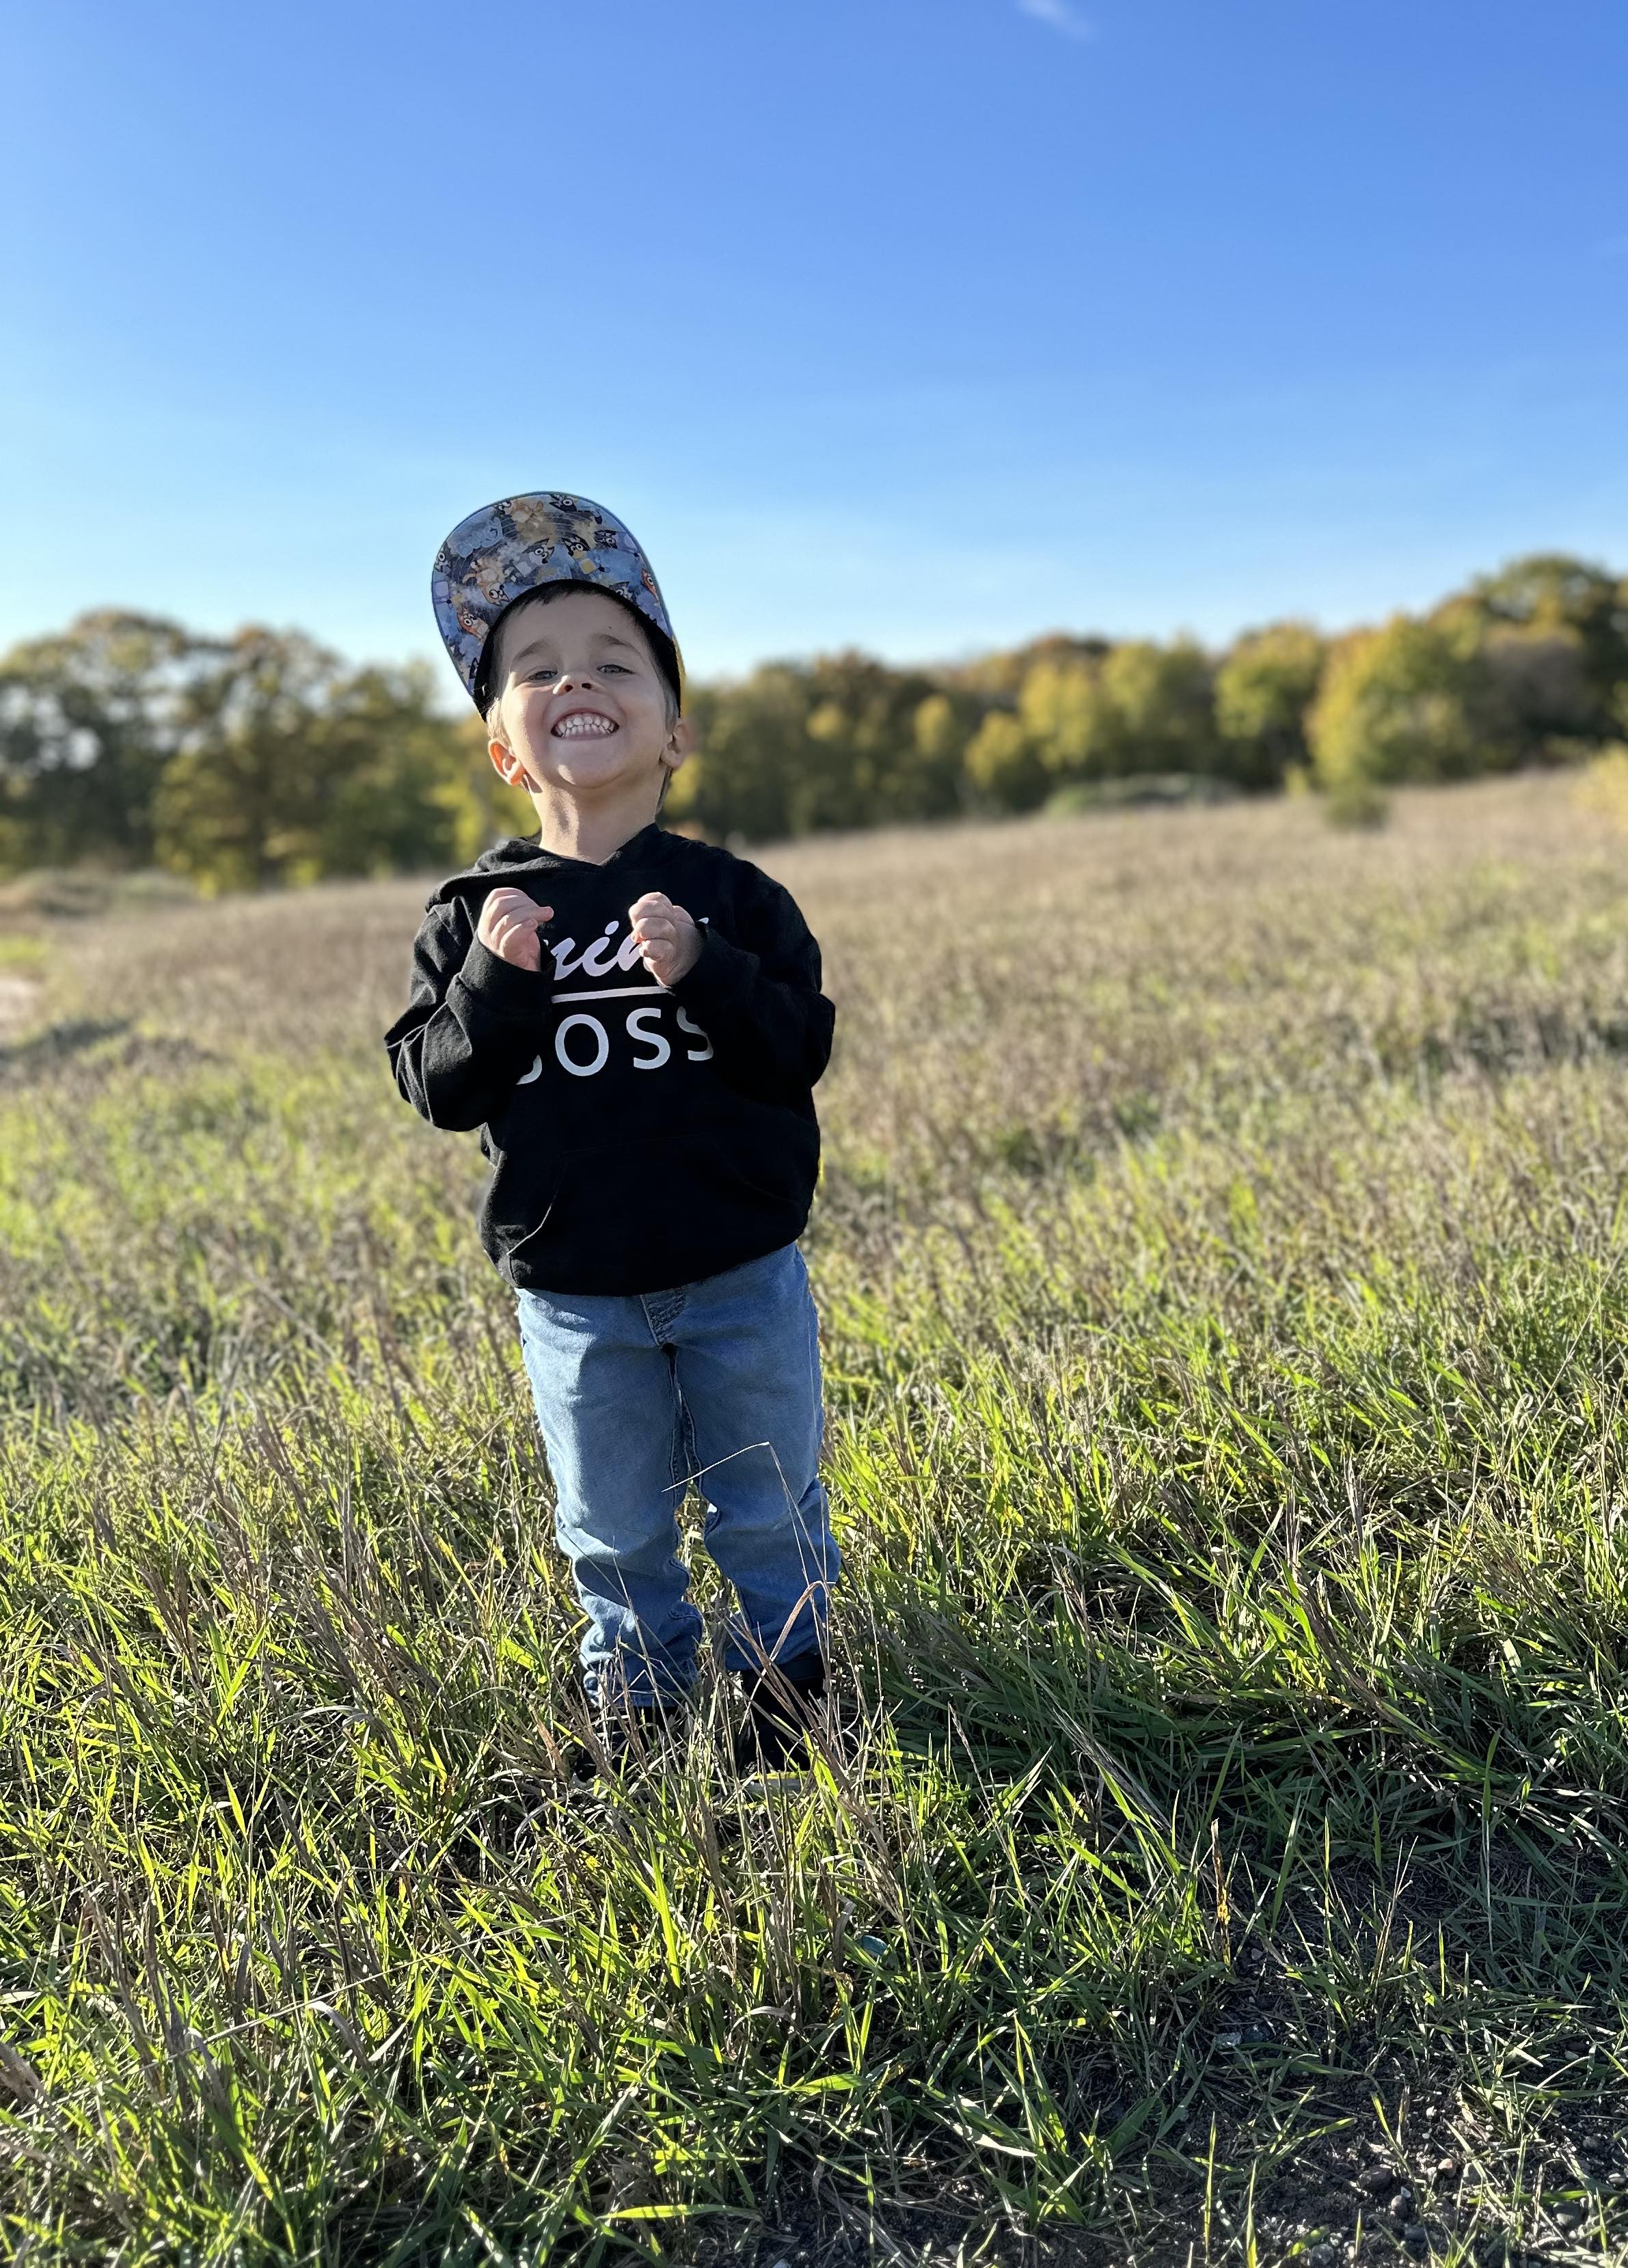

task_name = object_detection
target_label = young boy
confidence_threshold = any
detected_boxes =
[385,492,839,1767]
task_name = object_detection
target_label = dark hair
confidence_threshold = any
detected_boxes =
[478,582,682,735]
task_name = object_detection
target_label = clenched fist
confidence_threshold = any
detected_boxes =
[477,887,554,972]
[628,890,703,988]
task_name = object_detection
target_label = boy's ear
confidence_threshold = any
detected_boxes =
[488,733,535,791]
[661,715,696,776]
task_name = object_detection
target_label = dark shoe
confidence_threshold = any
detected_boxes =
[735,1656,828,1773]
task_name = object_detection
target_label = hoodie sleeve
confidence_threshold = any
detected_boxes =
[670,867,835,1106]
[384,901,552,1131]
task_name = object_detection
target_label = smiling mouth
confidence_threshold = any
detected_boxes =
[552,711,619,739]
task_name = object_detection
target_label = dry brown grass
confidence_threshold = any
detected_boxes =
[46,774,1625,1165]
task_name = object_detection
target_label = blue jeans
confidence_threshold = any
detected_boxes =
[516,1242,839,1707]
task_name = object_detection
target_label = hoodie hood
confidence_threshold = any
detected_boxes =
[426,823,676,908]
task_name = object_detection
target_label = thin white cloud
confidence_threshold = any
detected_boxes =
[1015,0,1096,41]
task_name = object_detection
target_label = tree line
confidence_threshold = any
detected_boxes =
[2,554,1623,890]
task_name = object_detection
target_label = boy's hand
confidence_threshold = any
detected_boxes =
[477,888,554,972]
[628,891,703,988]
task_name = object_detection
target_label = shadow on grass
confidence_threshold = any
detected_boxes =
[841,1594,1628,2258]
[0,1014,132,1078]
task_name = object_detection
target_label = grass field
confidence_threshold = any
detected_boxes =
[3,775,1628,2266]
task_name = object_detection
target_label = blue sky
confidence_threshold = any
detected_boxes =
[5,0,1626,683]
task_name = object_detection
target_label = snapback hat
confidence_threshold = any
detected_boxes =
[431,491,681,713]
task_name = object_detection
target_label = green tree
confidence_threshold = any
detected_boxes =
[154,629,344,890]
[964,638,1223,809]
[673,653,956,838]
[1461,554,1628,737]
[299,661,510,877]
[1016,656,1110,779]
[1094,638,1219,776]
[1477,623,1594,757]
[154,632,481,890]
[1307,613,1512,798]
[964,707,1050,810]
[1214,623,1325,787]
[910,691,962,780]
[0,611,206,873]
[669,668,811,841]
[990,638,1219,789]
[801,653,951,825]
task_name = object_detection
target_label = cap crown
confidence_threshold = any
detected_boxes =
[432,492,677,707]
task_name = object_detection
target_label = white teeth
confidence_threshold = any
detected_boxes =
[552,712,618,739]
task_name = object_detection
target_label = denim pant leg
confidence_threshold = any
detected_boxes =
[515,1287,701,1706]
[670,1244,840,1676]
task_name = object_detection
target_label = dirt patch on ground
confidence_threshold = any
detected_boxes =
[0,973,40,1041]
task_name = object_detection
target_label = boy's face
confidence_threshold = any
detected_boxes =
[487,587,688,804]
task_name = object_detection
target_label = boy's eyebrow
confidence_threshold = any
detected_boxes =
[507,627,645,667]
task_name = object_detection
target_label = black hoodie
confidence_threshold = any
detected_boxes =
[383,824,835,1295]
